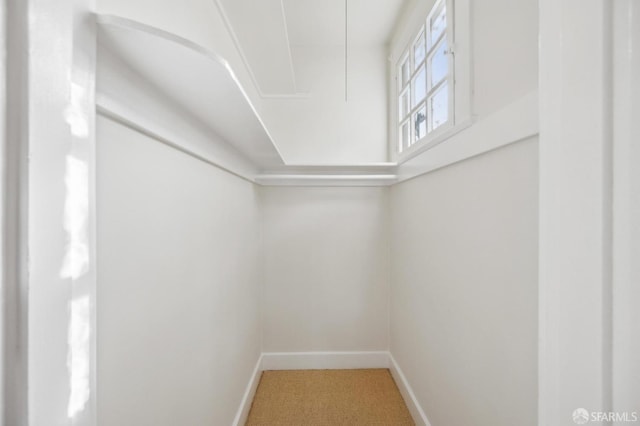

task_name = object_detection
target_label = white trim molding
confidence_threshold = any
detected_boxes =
[3,0,29,424]
[261,351,391,370]
[96,102,258,184]
[539,0,614,424]
[231,354,264,426]
[612,0,640,415]
[389,354,432,426]
[255,174,398,187]
[98,89,537,187]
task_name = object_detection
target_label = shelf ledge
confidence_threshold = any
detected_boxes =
[97,14,285,171]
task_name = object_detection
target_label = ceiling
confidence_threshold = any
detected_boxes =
[220,0,297,93]
[283,0,407,46]
[220,0,407,94]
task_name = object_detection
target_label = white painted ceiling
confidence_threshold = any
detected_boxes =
[221,0,407,94]
[283,0,407,46]
[220,0,297,94]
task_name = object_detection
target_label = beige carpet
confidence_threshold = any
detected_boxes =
[245,369,414,426]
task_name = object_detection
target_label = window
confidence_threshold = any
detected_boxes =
[396,0,457,155]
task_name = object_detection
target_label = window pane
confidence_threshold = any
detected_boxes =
[400,58,410,88]
[400,120,410,151]
[413,31,426,68]
[399,89,410,120]
[430,83,449,130]
[429,3,446,48]
[412,65,426,107]
[429,38,448,88]
[413,105,427,142]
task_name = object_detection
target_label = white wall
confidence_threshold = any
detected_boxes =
[471,0,538,118]
[386,0,539,423]
[538,1,615,423]
[260,46,389,164]
[96,115,261,426]
[261,186,389,352]
[390,138,539,426]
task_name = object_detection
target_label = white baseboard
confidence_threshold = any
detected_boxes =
[389,354,432,426]
[233,351,431,426]
[261,351,391,370]
[232,354,264,426]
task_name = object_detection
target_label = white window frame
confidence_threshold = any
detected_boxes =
[390,0,472,163]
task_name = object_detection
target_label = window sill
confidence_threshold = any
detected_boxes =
[394,90,539,183]
[395,118,475,165]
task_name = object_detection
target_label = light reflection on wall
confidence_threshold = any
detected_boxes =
[67,296,91,418]
[60,155,89,281]
[64,81,89,139]
[63,80,92,420]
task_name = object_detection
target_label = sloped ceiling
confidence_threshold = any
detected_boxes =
[219,0,298,95]
[220,0,407,94]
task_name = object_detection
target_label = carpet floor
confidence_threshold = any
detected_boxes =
[245,369,415,426]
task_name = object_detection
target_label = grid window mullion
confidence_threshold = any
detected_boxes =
[397,0,451,154]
